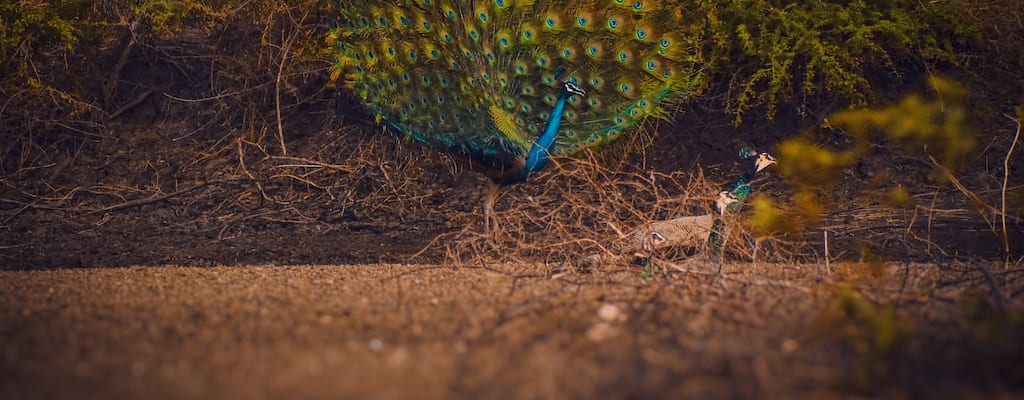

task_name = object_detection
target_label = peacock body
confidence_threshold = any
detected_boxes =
[328,0,707,183]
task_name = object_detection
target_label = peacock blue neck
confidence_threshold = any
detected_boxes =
[495,87,570,184]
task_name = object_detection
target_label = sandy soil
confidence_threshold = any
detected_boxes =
[2,262,1021,399]
[1,9,1021,398]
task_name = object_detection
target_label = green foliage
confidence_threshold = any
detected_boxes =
[0,1,328,103]
[0,1,109,143]
[698,0,959,122]
[131,0,225,36]
[0,1,99,71]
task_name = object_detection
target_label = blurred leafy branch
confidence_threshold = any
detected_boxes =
[752,76,978,234]
[815,285,911,392]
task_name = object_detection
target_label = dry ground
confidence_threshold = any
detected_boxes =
[2,5,1022,398]
[2,261,1021,399]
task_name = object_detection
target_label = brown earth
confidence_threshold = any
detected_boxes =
[3,91,1020,399]
[2,262,1022,399]
[2,9,1024,398]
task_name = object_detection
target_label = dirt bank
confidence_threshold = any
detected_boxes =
[2,262,1020,399]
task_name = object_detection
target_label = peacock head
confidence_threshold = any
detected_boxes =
[715,190,739,215]
[755,153,777,172]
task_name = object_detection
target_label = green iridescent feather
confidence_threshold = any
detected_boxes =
[329,0,706,178]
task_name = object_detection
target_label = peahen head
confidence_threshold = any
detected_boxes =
[755,152,777,173]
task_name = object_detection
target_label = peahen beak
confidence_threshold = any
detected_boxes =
[715,191,737,215]
[755,153,777,172]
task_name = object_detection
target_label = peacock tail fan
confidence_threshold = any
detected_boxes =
[329,0,708,181]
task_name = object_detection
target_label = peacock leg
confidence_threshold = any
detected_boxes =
[484,180,501,234]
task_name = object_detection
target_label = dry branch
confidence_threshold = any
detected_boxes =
[84,179,231,216]
[1001,113,1021,261]
[107,89,153,121]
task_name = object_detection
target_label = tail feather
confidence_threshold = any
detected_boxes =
[331,1,709,174]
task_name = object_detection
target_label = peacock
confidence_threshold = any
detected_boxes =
[328,0,708,231]
[707,148,777,255]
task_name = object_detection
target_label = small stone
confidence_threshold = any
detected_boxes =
[781,339,799,354]
[368,338,384,351]
[597,303,625,323]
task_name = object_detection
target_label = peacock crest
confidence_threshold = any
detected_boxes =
[329,0,708,182]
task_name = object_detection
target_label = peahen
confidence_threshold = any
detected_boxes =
[707,148,777,255]
[580,148,776,266]
[328,0,707,231]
